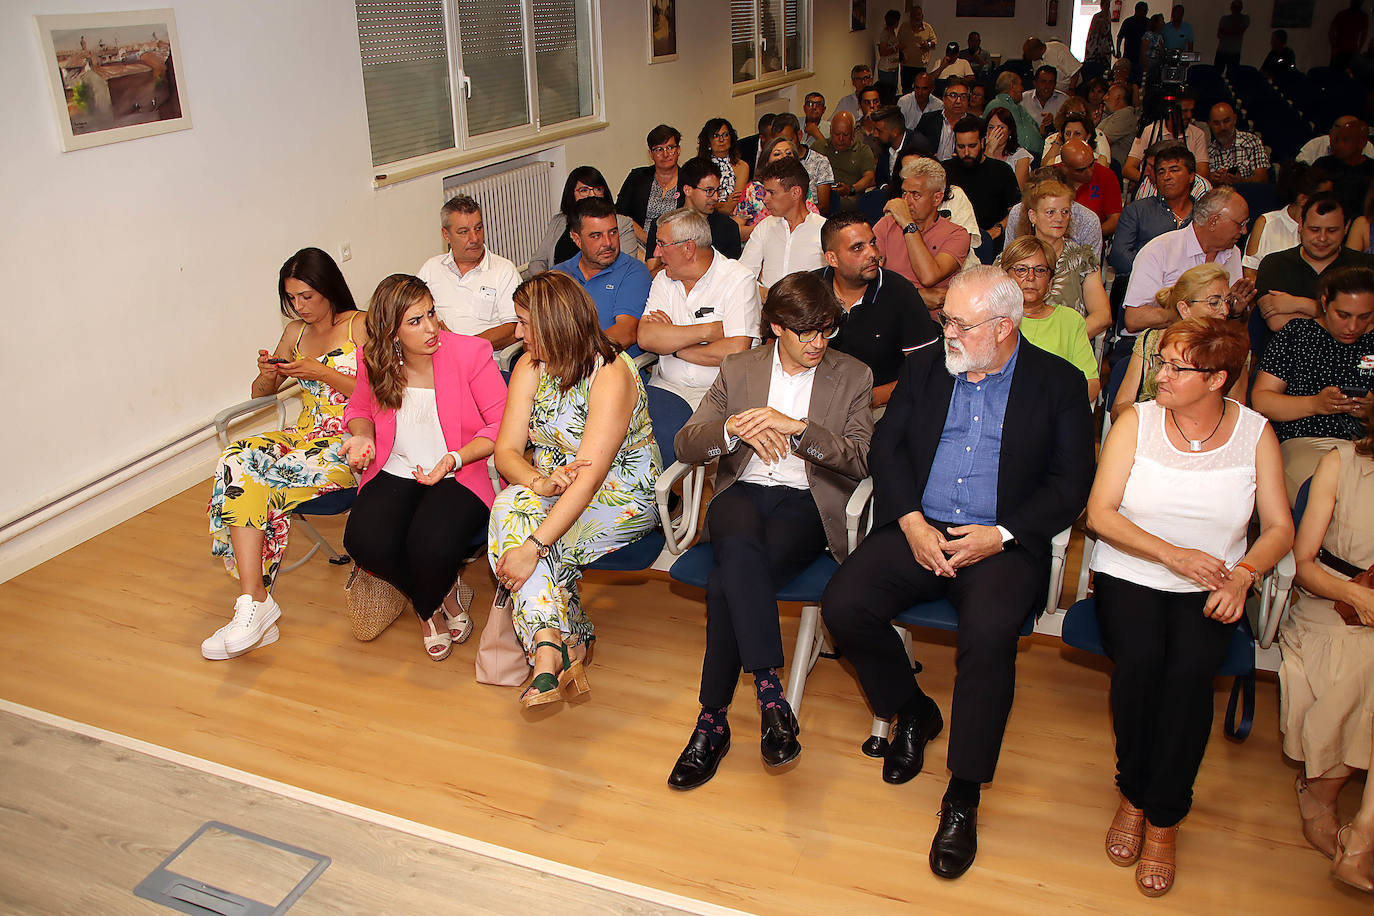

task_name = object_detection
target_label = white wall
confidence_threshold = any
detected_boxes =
[0,0,872,547]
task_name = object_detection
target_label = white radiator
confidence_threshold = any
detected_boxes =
[444,161,556,269]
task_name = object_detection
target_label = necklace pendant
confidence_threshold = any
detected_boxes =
[1189,439,1202,452]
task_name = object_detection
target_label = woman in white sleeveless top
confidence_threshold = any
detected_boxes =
[1085,317,1293,897]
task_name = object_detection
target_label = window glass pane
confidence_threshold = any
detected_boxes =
[533,0,592,125]
[456,0,530,136]
[356,0,455,166]
[730,0,755,84]
[784,0,805,72]
[758,0,783,76]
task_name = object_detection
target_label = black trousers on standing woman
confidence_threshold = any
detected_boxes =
[343,473,489,620]
[1093,573,1238,828]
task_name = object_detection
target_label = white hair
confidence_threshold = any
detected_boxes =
[899,157,947,200]
[656,207,712,247]
[948,265,1024,325]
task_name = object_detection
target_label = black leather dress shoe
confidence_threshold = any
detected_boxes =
[929,800,978,879]
[882,699,943,784]
[667,727,731,791]
[760,705,801,767]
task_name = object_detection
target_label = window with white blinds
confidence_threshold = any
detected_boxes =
[730,0,808,87]
[356,0,599,170]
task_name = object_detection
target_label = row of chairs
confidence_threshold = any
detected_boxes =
[217,351,1295,749]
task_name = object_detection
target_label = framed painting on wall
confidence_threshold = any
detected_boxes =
[35,8,192,152]
[649,0,677,64]
[1271,0,1315,29]
[956,0,1016,16]
[852,0,867,32]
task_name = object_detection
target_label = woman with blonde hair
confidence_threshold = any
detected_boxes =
[1019,179,1112,339]
[489,271,660,707]
[338,275,507,660]
[1282,398,1374,893]
[999,236,1101,401]
[1112,264,1245,420]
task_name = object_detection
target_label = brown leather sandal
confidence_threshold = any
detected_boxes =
[1136,822,1179,897]
[1296,776,1339,859]
[1105,798,1146,866]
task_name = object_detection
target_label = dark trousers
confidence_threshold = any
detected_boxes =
[343,473,489,620]
[1094,573,1237,828]
[822,521,1040,784]
[1214,51,1240,74]
[700,482,828,708]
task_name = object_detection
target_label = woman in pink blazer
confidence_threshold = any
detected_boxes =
[341,274,507,660]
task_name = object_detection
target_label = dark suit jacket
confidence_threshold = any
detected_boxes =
[914,111,950,157]
[874,130,932,187]
[675,343,874,559]
[616,166,687,231]
[870,337,1095,581]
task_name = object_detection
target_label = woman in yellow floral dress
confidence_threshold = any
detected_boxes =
[203,248,367,660]
[489,271,660,706]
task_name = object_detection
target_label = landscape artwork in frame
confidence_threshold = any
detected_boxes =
[35,9,191,152]
[649,0,677,63]
[956,0,1016,16]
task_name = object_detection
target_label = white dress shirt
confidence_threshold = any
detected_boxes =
[898,93,942,130]
[416,249,519,338]
[1242,206,1300,271]
[1123,226,1243,318]
[1022,90,1069,128]
[646,250,762,401]
[729,345,814,490]
[739,211,827,289]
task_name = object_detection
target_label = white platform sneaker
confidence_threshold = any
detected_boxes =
[201,594,282,660]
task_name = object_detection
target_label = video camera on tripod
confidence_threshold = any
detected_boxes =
[1146,48,1202,130]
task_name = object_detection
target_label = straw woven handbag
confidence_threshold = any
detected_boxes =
[344,565,409,641]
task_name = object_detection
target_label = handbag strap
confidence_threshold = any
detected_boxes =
[1318,547,1366,579]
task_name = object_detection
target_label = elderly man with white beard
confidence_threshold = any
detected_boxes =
[821,266,1095,881]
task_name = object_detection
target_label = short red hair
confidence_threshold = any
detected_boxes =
[1157,317,1249,388]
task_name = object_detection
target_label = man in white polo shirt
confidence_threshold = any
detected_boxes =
[637,208,761,409]
[1123,187,1255,332]
[739,157,826,294]
[415,195,519,349]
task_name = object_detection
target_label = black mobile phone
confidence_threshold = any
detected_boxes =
[266,357,290,364]
[1339,387,1369,398]
[493,584,512,608]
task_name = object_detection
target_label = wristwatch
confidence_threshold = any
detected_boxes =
[902,222,921,235]
[527,534,551,558]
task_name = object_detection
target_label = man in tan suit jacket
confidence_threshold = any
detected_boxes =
[667,271,873,791]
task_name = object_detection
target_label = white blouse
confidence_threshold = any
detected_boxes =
[381,387,448,478]
[1090,399,1268,592]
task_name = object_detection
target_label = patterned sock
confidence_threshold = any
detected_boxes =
[752,668,786,712]
[694,706,729,750]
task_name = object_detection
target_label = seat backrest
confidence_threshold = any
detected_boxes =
[646,385,694,469]
[1293,476,1312,527]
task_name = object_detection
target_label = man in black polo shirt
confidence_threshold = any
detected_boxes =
[816,212,940,406]
[1255,192,1374,333]
[941,115,1021,264]
[645,157,743,267]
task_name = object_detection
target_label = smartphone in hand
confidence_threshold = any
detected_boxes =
[1339,387,1370,398]
[493,584,512,609]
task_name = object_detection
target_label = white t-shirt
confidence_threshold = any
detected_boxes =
[898,93,942,130]
[1242,206,1300,271]
[381,387,448,477]
[1040,41,1082,92]
[739,211,827,289]
[646,251,762,397]
[416,249,519,338]
[1297,135,1374,165]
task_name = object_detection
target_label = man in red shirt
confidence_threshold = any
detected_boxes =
[1062,139,1122,235]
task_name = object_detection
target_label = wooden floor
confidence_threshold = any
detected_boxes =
[0,709,692,915]
[0,485,1367,914]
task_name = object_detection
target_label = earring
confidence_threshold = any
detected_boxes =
[393,338,403,362]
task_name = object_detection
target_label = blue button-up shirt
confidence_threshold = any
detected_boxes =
[921,343,1019,526]
[555,251,651,355]
[1108,193,1196,277]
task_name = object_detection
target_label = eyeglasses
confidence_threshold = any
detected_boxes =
[712,129,733,138]
[693,185,721,197]
[938,313,1002,335]
[655,238,690,251]
[802,100,823,108]
[1188,295,1237,310]
[793,326,840,343]
[651,143,680,155]
[1008,265,1051,278]
[1147,354,1219,376]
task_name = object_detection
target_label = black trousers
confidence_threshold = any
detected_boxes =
[822,520,1040,784]
[342,473,489,620]
[699,482,828,709]
[1094,573,1237,828]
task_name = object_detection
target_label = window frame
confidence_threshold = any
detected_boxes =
[730,0,813,97]
[363,0,606,188]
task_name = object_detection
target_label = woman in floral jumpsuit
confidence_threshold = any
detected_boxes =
[490,272,660,706]
[202,248,366,660]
